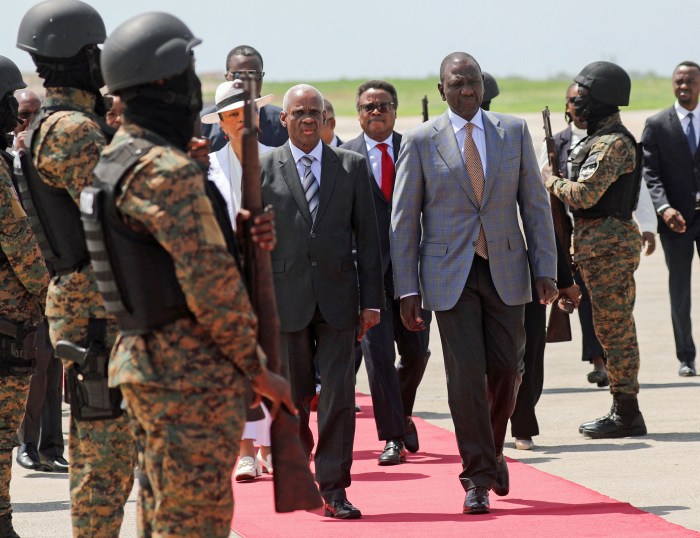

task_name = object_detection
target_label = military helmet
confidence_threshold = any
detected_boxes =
[574,61,631,106]
[101,12,201,93]
[0,55,27,97]
[17,0,106,59]
[482,72,500,103]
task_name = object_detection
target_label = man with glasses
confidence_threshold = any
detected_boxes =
[11,90,41,152]
[201,45,287,151]
[342,80,432,466]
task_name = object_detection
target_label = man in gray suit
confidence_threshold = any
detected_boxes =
[260,84,383,520]
[391,52,558,514]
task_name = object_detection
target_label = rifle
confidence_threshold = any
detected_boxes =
[239,75,322,512]
[542,106,573,343]
[421,95,429,122]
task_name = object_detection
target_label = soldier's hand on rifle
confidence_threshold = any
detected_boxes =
[558,283,582,310]
[251,369,297,418]
[535,277,558,305]
[662,207,686,234]
[399,295,426,332]
[357,309,380,341]
[641,231,656,256]
[237,207,276,251]
[187,137,211,169]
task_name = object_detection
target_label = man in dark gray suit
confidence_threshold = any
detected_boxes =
[342,80,431,465]
[260,84,383,520]
[642,60,700,377]
[391,52,557,514]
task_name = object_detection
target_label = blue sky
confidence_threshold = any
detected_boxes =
[2,0,696,81]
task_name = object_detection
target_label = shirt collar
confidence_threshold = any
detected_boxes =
[448,107,484,133]
[289,139,323,163]
[363,132,394,151]
[675,101,700,119]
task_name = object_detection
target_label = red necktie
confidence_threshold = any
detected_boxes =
[376,143,395,201]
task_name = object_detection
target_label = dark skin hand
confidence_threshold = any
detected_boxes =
[251,368,297,418]
[535,277,559,305]
[557,283,582,311]
[188,137,212,168]
[662,207,686,234]
[400,295,426,332]
[641,231,656,256]
[236,207,276,251]
[357,309,380,341]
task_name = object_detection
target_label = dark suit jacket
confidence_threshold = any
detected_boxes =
[200,103,288,151]
[260,142,384,332]
[553,126,573,175]
[341,132,401,293]
[642,106,700,234]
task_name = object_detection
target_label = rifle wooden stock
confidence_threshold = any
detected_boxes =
[239,77,322,512]
[542,106,573,343]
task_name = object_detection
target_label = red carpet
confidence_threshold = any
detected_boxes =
[231,393,695,537]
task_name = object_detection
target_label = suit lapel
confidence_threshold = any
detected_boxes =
[432,112,479,208]
[279,145,313,227]
[316,144,339,225]
[481,110,505,207]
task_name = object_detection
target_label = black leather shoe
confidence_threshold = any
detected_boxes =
[492,454,509,496]
[16,444,41,470]
[580,395,647,439]
[378,439,406,466]
[587,369,609,387]
[463,486,490,514]
[404,416,419,453]
[41,456,69,473]
[679,361,696,377]
[324,499,362,519]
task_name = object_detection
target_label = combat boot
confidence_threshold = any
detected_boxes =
[579,393,647,439]
[0,513,20,538]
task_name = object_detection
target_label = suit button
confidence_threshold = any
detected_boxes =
[472,241,477,246]
[310,232,316,238]
[311,261,318,267]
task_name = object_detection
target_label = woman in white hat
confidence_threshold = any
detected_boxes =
[202,80,275,481]
[202,80,274,228]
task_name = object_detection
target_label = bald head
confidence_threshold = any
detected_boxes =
[281,84,325,153]
[13,89,41,135]
[439,52,481,83]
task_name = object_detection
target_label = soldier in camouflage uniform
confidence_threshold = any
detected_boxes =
[16,2,135,536]
[88,13,294,537]
[546,61,647,439]
[0,55,50,538]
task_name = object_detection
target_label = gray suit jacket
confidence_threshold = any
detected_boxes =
[260,142,384,332]
[390,110,556,310]
[642,106,700,234]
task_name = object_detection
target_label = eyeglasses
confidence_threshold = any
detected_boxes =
[17,111,36,120]
[358,102,395,114]
[566,97,577,104]
[226,69,264,81]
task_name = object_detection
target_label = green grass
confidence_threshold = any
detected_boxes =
[201,74,673,116]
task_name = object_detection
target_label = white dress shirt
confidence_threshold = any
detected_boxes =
[289,139,323,185]
[364,132,395,188]
[675,100,700,148]
[448,107,487,175]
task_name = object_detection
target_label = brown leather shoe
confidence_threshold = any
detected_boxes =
[463,486,490,514]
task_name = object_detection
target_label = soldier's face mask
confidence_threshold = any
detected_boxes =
[85,46,105,92]
[0,93,19,134]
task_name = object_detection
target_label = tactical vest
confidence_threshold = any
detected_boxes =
[14,106,92,277]
[569,124,642,220]
[0,149,14,267]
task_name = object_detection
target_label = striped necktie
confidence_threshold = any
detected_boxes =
[465,123,488,259]
[299,155,319,221]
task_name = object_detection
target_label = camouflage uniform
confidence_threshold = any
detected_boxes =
[105,122,262,537]
[32,87,135,537]
[546,113,642,395]
[0,154,49,521]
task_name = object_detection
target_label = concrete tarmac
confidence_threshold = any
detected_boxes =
[8,110,700,536]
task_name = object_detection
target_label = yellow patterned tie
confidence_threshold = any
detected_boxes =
[465,123,488,259]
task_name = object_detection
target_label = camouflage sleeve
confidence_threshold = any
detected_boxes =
[545,136,636,209]
[0,162,49,304]
[35,113,106,205]
[118,149,263,377]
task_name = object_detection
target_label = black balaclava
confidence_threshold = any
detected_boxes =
[33,45,106,117]
[573,91,618,135]
[120,64,203,152]
[0,93,19,151]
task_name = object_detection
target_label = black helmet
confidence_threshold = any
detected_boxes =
[17,0,105,59]
[482,72,500,103]
[0,55,27,97]
[101,12,201,93]
[574,61,631,107]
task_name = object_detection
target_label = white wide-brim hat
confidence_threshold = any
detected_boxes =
[201,80,273,124]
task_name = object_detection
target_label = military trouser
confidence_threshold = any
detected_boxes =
[0,375,31,518]
[48,315,136,538]
[121,383,245,538]
[578,242,641,395]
